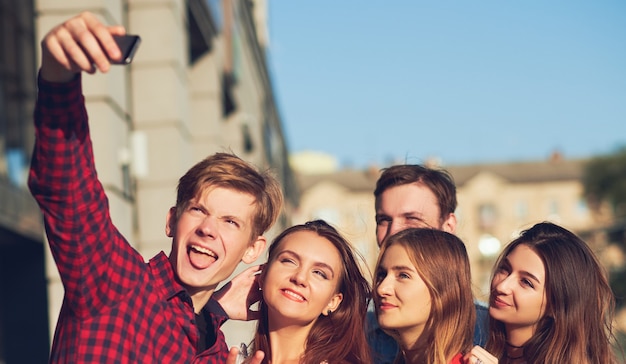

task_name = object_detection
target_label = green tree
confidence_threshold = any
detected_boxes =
[583,146,626,218]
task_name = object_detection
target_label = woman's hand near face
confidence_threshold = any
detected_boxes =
[213,265,263,321]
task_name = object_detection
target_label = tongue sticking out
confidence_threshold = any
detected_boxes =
[189,246,217,270]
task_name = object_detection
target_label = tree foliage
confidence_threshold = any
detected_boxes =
[583,147,626,314]
[582,146,626,218]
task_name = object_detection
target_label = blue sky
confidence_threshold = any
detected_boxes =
[267,1,626,169]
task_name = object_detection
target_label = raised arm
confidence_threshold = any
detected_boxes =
[29,12,142,317]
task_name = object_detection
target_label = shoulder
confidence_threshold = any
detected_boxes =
[474,300,488,310]
[474,300,489,317]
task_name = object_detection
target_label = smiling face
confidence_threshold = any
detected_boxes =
[375,183,456,246]
[375,244,431,346]
[167,186,265,299]
[490,244,547,340]
[261,230,344,328]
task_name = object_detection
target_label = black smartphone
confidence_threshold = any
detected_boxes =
[112,34,141,65]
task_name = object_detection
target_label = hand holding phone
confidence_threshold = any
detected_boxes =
[112,34,141,65]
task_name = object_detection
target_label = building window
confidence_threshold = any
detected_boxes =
[548,199,560,216]
[515,200,528,221]
[576,198,589,218]
[0,0,37,183]
[546,199,562,222]
[478,203,497,230]
[242,124,254,153]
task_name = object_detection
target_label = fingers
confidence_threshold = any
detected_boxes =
[214,265,264,321]
[464,345,498,364]
[225,347,264,364]
[225,347,239,364]
[248,350,265,364]
[40,11,126,82]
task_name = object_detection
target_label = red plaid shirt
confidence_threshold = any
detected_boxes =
[29,75,229,363]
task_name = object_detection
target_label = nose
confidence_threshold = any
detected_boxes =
[290,268,307,287]
[387,221,403,239]
[376,275,393,297]
[197,216,216,238]
[493,274,513,294]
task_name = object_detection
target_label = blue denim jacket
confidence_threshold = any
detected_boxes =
[366,301,489,364]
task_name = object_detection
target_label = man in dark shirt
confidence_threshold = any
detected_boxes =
[32,11,272,363]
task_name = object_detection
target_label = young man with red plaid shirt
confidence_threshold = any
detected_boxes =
[30,12,276,363]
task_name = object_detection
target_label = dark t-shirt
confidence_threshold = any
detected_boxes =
[197,299,228,352]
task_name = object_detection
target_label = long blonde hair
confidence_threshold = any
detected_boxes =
[375,228,475,363]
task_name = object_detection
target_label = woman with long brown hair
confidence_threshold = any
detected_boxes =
[467,222,619,364]
[246,220,372,364]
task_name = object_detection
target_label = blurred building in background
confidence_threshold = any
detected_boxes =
[0,0,297,361]
[291,151,619,297]
[0,0,48,363]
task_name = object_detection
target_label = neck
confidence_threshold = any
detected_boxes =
[189,289,214,314]
[398,327,429,364]
[401,348,427,364]
[503,325,532,364]
[504,325,532,348]
[267,322,312,364]
[503,329,528,364]
[505,353,525,364]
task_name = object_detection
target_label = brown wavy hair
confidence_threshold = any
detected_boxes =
[486,222,618,363]
[374,164,457,225]
[174,152,283,238]
[374,228,475,364]
[251,220,372,364]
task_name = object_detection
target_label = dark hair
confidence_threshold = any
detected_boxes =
[487,222,618,363]
[374,164,457,224]
[175,152,283,238]
[252,220,372,364]
[375,228,475,363]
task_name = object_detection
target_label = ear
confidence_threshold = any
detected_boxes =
[165,207,177,237]
[441,212,457,234]
[242,236,267,264]
[322,292,343,316]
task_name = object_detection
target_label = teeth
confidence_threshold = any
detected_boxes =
[190,245,216,258]
[284,290,305,301]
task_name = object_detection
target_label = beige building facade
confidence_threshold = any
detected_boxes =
[292,154,613,300]
[0,0,297,355]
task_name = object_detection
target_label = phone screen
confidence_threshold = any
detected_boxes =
[112,35,141,65]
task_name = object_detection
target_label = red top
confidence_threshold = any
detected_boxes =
[449,353,465,364]
[29,74,228,363]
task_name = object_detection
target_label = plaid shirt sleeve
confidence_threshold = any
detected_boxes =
[29,73,144,318]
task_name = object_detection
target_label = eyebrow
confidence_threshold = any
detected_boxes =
[374,211,428,223]
[191,200,247,226]
[379,264,417,273]
[503,257,542,284]
[221,214,245,225]
[279,250,336,278]
[375,213,390,220]
[521,270,542,284]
